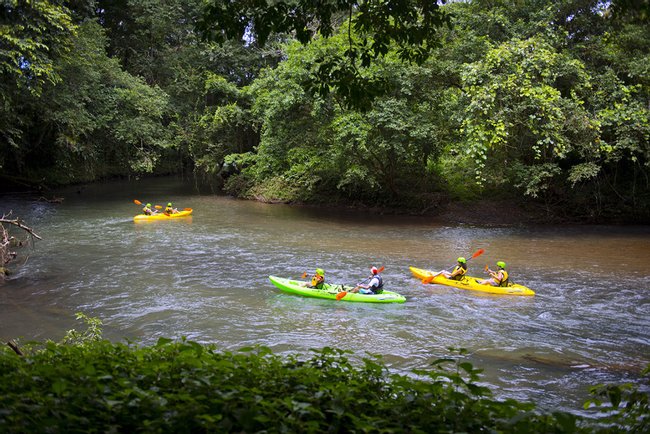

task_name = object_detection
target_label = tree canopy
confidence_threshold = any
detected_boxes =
[1,0,649,222]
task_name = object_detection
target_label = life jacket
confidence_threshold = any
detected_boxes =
[497,270,509,287]
[451,263,467,281]
[143,206,152,215]
[310,274,324,289]
[370,274,384,294]
[164,206,173,215]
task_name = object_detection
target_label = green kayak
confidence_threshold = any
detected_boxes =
[268,276,406,303]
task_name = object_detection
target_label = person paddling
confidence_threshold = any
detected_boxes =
[477,261,509,286]
[142,203,158,215]
[301,268,325,289]
[350,266,384,294]
[164,202,178,215]
[429,257,467,281]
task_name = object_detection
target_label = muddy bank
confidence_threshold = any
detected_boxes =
[280,195,647,226]
[432,200,547,226]
[272,197,553,227]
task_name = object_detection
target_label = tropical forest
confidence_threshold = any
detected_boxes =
[1,0,648,222]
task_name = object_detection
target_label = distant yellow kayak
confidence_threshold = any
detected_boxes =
[409,266,535,296]
[133,208,193,222]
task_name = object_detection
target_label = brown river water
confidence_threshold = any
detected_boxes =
[1,176,649,413]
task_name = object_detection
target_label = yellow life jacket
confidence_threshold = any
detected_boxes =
[497,270,509,287]
[310,274,324,289]
[451,263,467,280]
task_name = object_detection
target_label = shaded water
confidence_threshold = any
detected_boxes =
[1,176,649,412]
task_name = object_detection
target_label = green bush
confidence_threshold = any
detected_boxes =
[0,315,647,433]
[0,339,613,433]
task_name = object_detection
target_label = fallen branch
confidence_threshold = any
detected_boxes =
[0,217,42,240]
[1,212,42,279]
[37,196,64,204]
[6,340,24,356]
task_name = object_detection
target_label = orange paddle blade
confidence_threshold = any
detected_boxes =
[301,272,308,278]
[134,199,142,205]
[154,205,163,209]
[336,291,347,300]
[471,249,485,259]
[378,266,385,273]
[184,208,192,211]
[422,275,434,284]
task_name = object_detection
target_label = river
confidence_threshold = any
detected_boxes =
[1,176,649,413]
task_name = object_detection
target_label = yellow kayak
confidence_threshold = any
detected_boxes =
[133,208,193,222]
[409,266,535,296]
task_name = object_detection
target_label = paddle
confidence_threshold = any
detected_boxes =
[133,199,162,211]
[336,266,385,300]
[421,248,485,284]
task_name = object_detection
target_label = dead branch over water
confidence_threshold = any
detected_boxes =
[1,211,42,278]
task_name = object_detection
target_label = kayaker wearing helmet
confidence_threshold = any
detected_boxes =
[351,266,384,294]
[164,202,178,215]
[302,268,325,289]
[478,261,509,286]
[430,257,468,281]
[142,203,157,215]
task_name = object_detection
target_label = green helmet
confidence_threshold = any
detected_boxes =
[316,268,325,276]
[457,257,466,263]
[496,261,506,269]
[146,203,152,207]
[167,203,172,206]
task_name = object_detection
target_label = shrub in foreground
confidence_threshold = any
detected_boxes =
[0,338,647,433]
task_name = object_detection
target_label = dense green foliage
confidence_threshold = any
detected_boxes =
[1,0,649,221]
[0,0,275,186]
[199,0,450,111]
[1,333,648,433]
[219,0,650,220]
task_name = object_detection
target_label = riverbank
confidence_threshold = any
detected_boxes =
[266,194,649,226]
[432,200,542,226]
[2,174,647,225]
[258,196,582,226]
